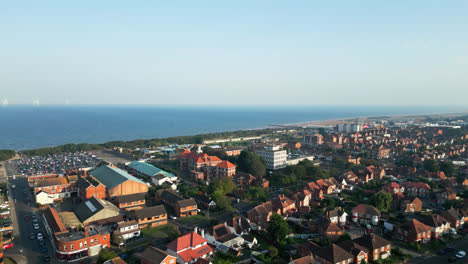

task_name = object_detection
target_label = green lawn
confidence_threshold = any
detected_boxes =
[179,215,211,225]
[141,225,170,238]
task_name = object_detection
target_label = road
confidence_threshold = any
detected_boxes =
[407,237,468,264]
[2,161,56,263]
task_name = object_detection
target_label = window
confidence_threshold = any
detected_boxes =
[64,245,67,250]
[103,236,107,240]
[95,239,98,243]
[80,242,83,248]
[71,245,74,250]
[84,242,87,247]
[90,239,93,245]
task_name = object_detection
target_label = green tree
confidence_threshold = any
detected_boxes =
[267,214,289,243]
[0,150,15,161]
[439,161,455,176]
[371,191,393,212]
[112,234,124,247]
[336,233,352,243]
[97,248,117,264]
[247,186,266,201]
[237,151,266,177]
[424,159,439,172]
[168,225,181,241]
[267,246,278,257]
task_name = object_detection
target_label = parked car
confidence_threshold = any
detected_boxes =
[456,251,466,258]
[37,232,43,240]
[41,246,48,253]
[24,215,30,221]
[119,254,128,260]
[2,243,14,249]
[33,223,40,230]
[29,233,35,240]
[39,239,46,246]
[42,256,51,263]
[31,214,36,220]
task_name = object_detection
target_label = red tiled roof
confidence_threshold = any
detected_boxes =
[167,232,208,252]
[177,244,213,263]
[406,219,431,233]
[215,160,236,169]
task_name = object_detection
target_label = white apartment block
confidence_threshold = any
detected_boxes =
[255,146,287,170]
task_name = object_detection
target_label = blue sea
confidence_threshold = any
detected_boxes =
[0,105,465,150]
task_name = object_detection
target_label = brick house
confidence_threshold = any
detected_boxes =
[166,231,213,264]
[400,197,422,213]
[401,182,431,198]
[353,233,391,262]
[382,182,404,195]
[113,220,140,242]
[271,194,296,215]
[314,244,354,264]
[325,208,348,226]
[156,189,197,218]
[141,246,177,264]
[247,201,277,228]
[180,150,235,181]
[319,221,343,241]
[112,192,146,211]
[305,182,324,201]
[34,176,75,203]
[441,209,465,229]
[396,219,431,244]
[77,176,106,201]
[133,205,167,229]
[337,240,368,264]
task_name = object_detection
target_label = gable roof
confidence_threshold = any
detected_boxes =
[421,214,448,227]
[114,192,146,204]
[403,219,431,234]
[134,205,167,220]
[90,165,146,189]
[215,160,236,169]
[315,244,353,263]
[351,204,381,216]
[127,161,175,177]
[35,177,68,188]
[75,197,120,223]
[166,231,208,252]
[43,207,67,233]
[353,233,390,250]
[141,246,173,264]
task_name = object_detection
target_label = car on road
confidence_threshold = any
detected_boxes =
[456,251,466,258]
[24,215,30,221]
[29,232,35,240]
[41,246,48,253]
[33,223,40,230]
[39,239,46,246]
[119,253,129,260]
[37,232,43,240]
[170,215,177,220]
[2,243,14,249]
[31,214,36,220]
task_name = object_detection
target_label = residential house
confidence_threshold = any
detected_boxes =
[180,150,235,181]
[420,214,450,238]
[319,221,343,241]
[441,209,465,229]
[396,219,431,244]
[289,255,316,264]
[401,182,431,198]
[400,197,422,213]
[247,201,276,228]
[353,233,391,262]
[325,208,348,226]
[205,224,244,251]
[113,220,140,241]
[166,231,213,264]
[112,193,146,211]
[141,246,177,264]
[337,240,368,264]
[156,189,198,218]
[34,176,75,204]
[226,216,251,236]
[313,244,354,264]
[133,205,167,229]
[382,182,404,195]
[271,194,296,215]
[351,204,381,226]
[305,182,324,201]
[291,190,312,209]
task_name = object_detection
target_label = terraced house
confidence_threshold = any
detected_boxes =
[112,192,146,211]
[133,205,167,229]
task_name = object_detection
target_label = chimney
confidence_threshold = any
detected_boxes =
[238,217,241,227]
[194,227,198,234]
[201,229,205,238]
[84,226,88,237]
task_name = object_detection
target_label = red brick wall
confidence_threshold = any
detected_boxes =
[56,233,110,254]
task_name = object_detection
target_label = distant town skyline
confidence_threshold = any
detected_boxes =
[1,1,468,106]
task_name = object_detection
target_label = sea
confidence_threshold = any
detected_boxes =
[0,105,465,150]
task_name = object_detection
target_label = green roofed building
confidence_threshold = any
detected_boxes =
[126,161,178,187]
[89,165,148,198]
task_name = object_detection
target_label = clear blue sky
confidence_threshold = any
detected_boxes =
[1,1,467,106]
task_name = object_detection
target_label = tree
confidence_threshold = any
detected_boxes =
[267,246,278,257]
[168,225,181,241]
[247,187,266,202]
[112,234,124,247]
[97,248,117,264]
[371,192,393,212]
[267,214,289,243]
[439,161,455,176]
[336,233,352,243]
[237,151,266,177]
[424,159,438,172]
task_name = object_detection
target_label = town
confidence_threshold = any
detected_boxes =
[0,116,467,264]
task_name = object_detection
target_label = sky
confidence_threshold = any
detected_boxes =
[1,1,468,106]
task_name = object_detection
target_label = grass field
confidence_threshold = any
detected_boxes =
[141,225,170,238]
[179,214,211,225]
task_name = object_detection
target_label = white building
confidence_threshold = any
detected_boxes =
[255,146,287,170]
[113,220,140,242]
[35,191,59,205]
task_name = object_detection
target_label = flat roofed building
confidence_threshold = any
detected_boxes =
[133,205,167,229]
[255,146,287,170]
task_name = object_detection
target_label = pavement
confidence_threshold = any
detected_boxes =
[407,237,468,264]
